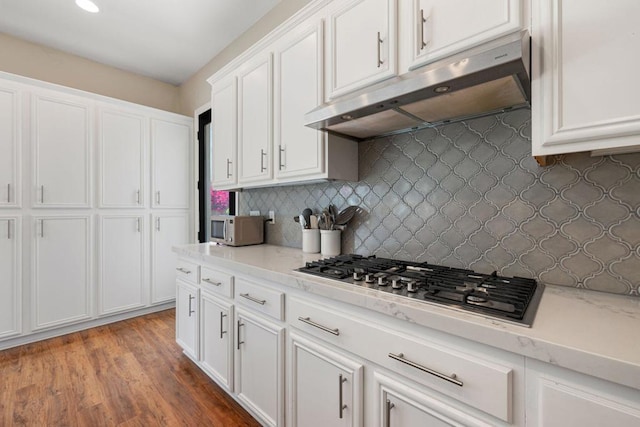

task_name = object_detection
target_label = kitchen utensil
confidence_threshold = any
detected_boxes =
[299,214,306,229]
[302,208,313,229]
[335,206,359,226]
[310,214,319,229]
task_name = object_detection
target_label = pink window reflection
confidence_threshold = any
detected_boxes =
[211,189,230,215]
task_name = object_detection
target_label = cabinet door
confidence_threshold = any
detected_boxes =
[200,291,233,391]
[98,108,145,208]
[405,0,521,71]
[151,118,191,208]
[0,85,21,208]
[0,217,20,339]
[211,76,237,189]
[235,308,284,427]
[237,54,273,185]
[98,215,145,315]
[176,280,199,359]
[274,19,325,180]
[327,0,397,98]
[151,213,190,304]
[290,332,363,427]
[32,92,91,208]
[32,216,91,329]
[532,0,640,155]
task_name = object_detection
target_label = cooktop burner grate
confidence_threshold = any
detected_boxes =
[297,254,543,327]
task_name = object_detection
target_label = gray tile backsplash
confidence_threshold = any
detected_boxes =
[241,110,640,296]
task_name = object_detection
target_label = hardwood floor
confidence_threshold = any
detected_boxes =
[0,309,261,427]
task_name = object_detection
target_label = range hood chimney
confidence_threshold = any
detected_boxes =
[305,31,531,141]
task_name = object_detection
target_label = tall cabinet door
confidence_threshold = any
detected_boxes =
[274,19,325,180]
[98,108,146,208]
[200,291,234,392]
[327,0,397,98]
[237,54,273,185]
[235,308,285,427]
[0,85,21,208]
[211,76,237,189]
[32,91,91,208]
[151,213,190,304]
[0,217,20,339]
[32,216,91,329]
[98,215,145,315]
[290,333,364,427]
[176,280,199,360]
[151,118,191,209]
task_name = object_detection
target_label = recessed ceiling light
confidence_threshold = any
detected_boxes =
[75,0,99,13]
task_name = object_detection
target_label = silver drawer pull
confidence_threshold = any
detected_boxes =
[385,399,395,427]
[240,293,266,305]
[202,278,222,286]
[176,267,191,274]
[388,352,463,387]
[298,316,339,336]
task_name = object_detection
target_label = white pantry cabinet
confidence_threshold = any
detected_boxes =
[98,108,146,208]
[151,118,191,209]
[526,359,640,427]
[98,215,146,315]
[289,332,364,427]
[32,90,91,208]
[0,217,20,339]
[532,0,640,155]
[235,307,285,427]
[0,83,21,208]
[176,279,199,360]
[200,290,234,391]
[237,54,273,186]
[31,216,91,330]
[400,0,522,72]
[326,0,397,99]
[211,75,237,190]
[151,213,190,304]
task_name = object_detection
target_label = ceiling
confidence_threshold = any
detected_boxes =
[0,0,282,85]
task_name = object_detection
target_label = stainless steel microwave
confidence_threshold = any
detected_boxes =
[210,215,264,246]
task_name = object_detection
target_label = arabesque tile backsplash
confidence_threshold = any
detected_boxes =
[241,110,640,296]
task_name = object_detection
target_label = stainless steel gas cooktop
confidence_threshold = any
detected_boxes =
[297,254,544,327]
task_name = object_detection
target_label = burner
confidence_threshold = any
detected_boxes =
[297,254,543,327]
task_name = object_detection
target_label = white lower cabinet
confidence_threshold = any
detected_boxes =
[289,332,364,427]
[98,215,145,315]
[31,216,91,330]
[151,213,190,304]
[0,217,20,339]
[526,359,640,427]
[176,280,199,360]
[235,307,285,427]
[200,290,234,391]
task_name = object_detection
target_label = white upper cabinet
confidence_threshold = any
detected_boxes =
[0,83,21,208]
[0,217,20,339]
[237,54,273,185]
[274,18,326,180]
[532,0,640,155]
[98,108,146,208]
[32,91,91,208]
[211,76,237,190]
[151,118,191,209]
[401,0,522,72]
[327,0,398,99]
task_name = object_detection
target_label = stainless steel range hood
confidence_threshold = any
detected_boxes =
[305,31,531,141]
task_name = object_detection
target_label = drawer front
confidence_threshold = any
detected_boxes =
[235,278,284,321]
[200,266,233,299]
[176,259,199,284]
[288,297,512,422]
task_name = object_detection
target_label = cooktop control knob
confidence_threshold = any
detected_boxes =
[391,278,403,289]
[377,275,389,286]
[353,270,364,281]
[407,281,418,293]
[365,273,375,283]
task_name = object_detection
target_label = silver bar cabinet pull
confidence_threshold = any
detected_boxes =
[226,158,232,178]
[338,374,347,419]
[176,267,191,274]
[377,31,384,68]
[279,145,285,170]
[385,399,395,427]
[136,217,141,232]
[6,219,11,239]
[136,189,140,204]
[188,294,195,316]
[420,9,427,49]
[40,219,44,238]
[156,191,160,204]
[240,293,266,305]
[202,278,222,286]
[156,218,160,231]
[220,312,227,338]
[40,185,44,204]
[260,149,267,172]
[388,353,463,387]
[237,321,244,350]
[298,316,339,336]
[6,183,9,203]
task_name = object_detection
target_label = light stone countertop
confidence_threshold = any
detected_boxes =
[174,243,640,391]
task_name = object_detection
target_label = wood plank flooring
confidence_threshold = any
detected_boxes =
[0,309,260,427]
